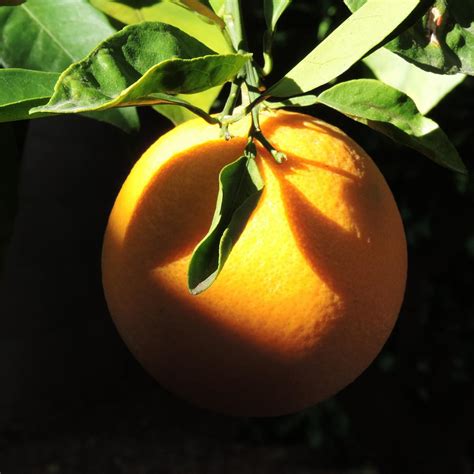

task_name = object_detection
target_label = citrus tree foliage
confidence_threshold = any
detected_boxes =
[0,0,139,130]
[346,0,474,75]
[89,0,231,123]
[0,0,472,291]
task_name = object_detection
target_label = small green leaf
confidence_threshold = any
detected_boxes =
[33,22,250,116]
[267,0,422,97]
[264,0,292,32]
[364,47,465,114]
[0,69,59,122]
[318,79,466,173]
[345,0,474,75]
[188,153,264,295]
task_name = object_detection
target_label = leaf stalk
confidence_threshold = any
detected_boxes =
[223,0,284,163]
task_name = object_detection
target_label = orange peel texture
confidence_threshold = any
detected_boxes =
[102,110,407,416]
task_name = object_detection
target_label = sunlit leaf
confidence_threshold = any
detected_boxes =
[267,0,422,97]
[318,79,466,173]
[90,0,231,123]
[364,47,465,114]
[345,0,474,75]
[33,22,249,116]
[90,0,229,53]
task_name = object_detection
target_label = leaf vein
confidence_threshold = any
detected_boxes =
[20,4,75,62]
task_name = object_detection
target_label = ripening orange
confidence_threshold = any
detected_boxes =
[102,109,407,417]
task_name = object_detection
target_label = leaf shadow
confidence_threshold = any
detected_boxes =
[259,115,390,308]
[113,0,160,8]
[121,137,248,268]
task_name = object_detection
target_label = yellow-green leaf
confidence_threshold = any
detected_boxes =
[268,0,422,97]
[90,0,230,54]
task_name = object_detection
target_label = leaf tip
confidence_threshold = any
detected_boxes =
[29,105,46,115]
[188,271,218,296]
[455,161,468,175]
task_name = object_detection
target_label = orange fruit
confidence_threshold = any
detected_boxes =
[102,109,407,416]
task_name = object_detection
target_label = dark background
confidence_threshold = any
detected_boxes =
[1,2,473,473]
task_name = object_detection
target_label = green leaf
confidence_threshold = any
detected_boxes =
[267,0,422,97]
[0,68,138,131]
[264,0,292,32]
[90,0,230,123]
[0,69,59,122]
[345,0,474,75]
[318,79,466,173]
[0,1,24,5]
[0,0,116,72]
[90,0,230,54]
[33,22,250,116]
[188,153,264,295]
[0,0,139,131]
[364,47,465,114]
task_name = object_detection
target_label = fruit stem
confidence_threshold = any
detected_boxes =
[253,129,286,164]
[220,75,243,140]
[223,0,285,164]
